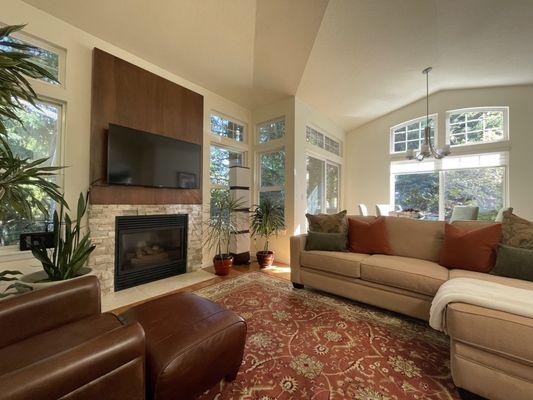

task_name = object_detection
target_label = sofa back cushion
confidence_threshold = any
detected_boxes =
[383,217,445,262]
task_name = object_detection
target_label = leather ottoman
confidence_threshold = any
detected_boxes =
[119,292,246,400]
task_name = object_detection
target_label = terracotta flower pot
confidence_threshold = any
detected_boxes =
[256,251,274,268]
[213,255,233,276]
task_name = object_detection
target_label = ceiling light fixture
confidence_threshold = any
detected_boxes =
[406,67,451,161]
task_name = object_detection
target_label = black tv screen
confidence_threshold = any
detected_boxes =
[107,124,201,189]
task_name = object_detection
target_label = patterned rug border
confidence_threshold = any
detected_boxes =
[195,272,448,346]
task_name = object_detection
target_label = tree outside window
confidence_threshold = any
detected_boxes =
[259,150,285,215]
[209,145,243,216]
[1,99,61,246]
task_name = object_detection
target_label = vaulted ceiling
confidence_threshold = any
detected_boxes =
[23,0,533,130]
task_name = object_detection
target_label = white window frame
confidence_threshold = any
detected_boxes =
[256,116,285,145]
[445,106,509,148]
[210,112,248,145]
[390,152,509,221]
[390,114,438,155]
[305,151,341,214]
[6,27,67,89]
[257,147,286,207]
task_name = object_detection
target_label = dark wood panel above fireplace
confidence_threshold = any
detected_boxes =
[90,48,203,205]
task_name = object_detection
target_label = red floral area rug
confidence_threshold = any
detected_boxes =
[196,272,459,400]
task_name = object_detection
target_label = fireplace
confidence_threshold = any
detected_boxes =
[114,214,187,291]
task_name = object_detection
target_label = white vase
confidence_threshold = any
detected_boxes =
[20,267,92,290]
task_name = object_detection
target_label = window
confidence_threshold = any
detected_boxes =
[258,150,285,211]
[306,126,324,148]
[391,152,507,221]
[257,118,285,143]
[1,99,62,246]
[1,35,62,85]
[391,115,436,153]
[447,107,508,146]
[209,145,244,214]
[393,172,439,220]
[306,155,340,214]
[306,126,341,156]
[210,114,245,142]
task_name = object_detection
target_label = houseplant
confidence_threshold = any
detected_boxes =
[0,24,66,296]
[205,193,245,276]
[250,198,284,267]
[25,192,95,285]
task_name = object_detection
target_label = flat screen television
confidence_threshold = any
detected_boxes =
[107,124,201,189]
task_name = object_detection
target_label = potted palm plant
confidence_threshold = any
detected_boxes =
[0,24,66,296]
[24,192,96,286]
[250,198,285,267]
[205,193,245,276]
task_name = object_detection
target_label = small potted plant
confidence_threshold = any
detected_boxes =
[205,193,245,276]
[250,198,284,268]
[24,192,96,286]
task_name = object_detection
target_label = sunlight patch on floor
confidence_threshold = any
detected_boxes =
[262,265,290,274]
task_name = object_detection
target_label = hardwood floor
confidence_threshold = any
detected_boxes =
[110,262,290,315]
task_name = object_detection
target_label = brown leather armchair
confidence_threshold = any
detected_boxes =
[0,276,145,400]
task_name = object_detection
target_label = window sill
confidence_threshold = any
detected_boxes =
[0,247,35,263]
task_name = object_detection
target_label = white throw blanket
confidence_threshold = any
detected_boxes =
[429,277,533,332]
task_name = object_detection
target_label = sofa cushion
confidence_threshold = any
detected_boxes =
[449,269,533,291]
[300,251,369,278]
[361,255,449,296]
[384,217,445,262]
[447,302,533,365]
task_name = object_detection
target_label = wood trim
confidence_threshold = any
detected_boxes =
[90,48,203,204]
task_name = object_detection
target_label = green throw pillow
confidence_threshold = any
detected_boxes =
[305,231,347,252]
[490,244,533,282]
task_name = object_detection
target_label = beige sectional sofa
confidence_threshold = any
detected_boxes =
[290,216,533,400]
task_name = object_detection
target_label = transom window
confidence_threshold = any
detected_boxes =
[0,34,63,85]
[306,126,341,156]
[257,118,285,143]
[258,149,285,211]
[1,99,62,246]
[391,115,436,154]
[447,107,508,146]
[210,114,245,142]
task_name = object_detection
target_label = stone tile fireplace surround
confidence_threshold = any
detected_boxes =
[88,204,203,294]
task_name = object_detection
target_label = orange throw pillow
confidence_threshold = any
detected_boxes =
[439,223,502,272]
[348,217,391,254]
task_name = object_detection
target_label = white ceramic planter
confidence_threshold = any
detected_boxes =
[20,267,92,290]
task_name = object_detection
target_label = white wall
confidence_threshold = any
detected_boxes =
[344,85,533,220]
[2,0,252,266]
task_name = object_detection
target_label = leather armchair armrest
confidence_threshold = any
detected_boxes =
[290,234,307,284]
[0,276,101,347]
[0,322,145,400]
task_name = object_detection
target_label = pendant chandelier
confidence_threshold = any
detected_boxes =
[406,67,451,161]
